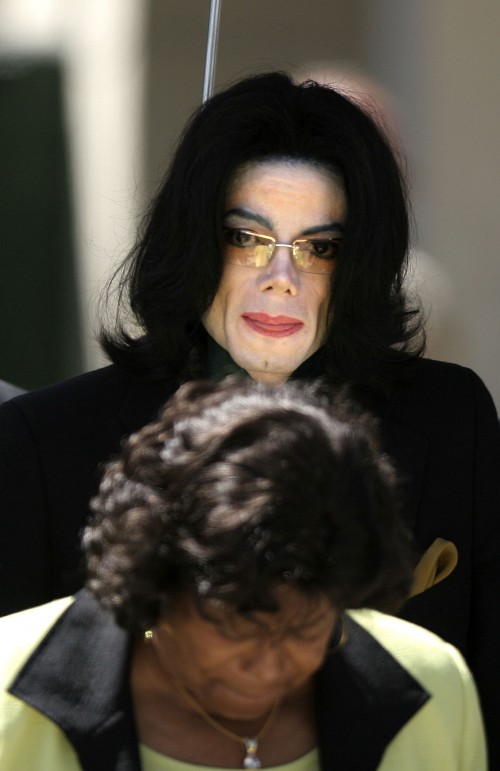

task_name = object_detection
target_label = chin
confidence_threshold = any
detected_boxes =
[234,353,304,379]
[207,686,280,722]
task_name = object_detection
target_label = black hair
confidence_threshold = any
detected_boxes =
[84,378,413,632]
[99,71,424,393]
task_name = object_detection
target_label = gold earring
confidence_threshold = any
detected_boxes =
[144,629,153,642]
[329,617,348,654]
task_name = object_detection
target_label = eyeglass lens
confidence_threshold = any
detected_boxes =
[223,229,340,274]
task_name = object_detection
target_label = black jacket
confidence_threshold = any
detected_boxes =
[0,358,499,763]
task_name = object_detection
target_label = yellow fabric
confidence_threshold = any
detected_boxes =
[140,744,319,771]
[410,537,459,597]
[0,599,487,771]
[0,597,81,771]
[349,609,487,771]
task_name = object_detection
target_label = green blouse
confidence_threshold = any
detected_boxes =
[140,745,320,771]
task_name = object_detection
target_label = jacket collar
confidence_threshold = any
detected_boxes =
[315,614,429,769]
[114,344,329,438]
[10,591,429,771]
[9,591,140,771]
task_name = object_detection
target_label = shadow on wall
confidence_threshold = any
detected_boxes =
[0,55,83,389]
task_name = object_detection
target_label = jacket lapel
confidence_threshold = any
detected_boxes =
[315,615,430,770]
[10,596,430,771]
[9,591,141,771]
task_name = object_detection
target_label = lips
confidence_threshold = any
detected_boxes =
[242,313,304,338]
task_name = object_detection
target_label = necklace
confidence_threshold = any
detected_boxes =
[170,674,280,769]
[144,631,280,768]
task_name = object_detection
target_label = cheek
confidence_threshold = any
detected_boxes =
[202,288,227,346]
[285,638,331,676]
[202,267,244,342]
[311,282,332,333]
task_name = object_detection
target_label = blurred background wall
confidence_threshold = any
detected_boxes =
[1,0,499,408]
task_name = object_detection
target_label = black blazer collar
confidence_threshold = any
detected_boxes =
[315,614,429,770]
[10,593,429,771]
[9,591,140,771]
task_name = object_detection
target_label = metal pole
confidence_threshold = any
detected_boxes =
[202,0,222,102]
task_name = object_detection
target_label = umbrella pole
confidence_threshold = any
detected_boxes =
[202,0,222,102]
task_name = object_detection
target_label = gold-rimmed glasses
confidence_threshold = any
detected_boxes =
[223,227,342,275]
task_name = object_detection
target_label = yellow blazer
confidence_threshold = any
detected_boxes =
[0,594,487,770]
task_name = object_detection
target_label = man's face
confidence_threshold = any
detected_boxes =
[203,160,347,383]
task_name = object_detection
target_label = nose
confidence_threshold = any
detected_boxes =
[257,245,299,295]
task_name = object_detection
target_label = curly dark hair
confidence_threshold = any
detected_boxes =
[84,378,413,632]
[99,71,424,394]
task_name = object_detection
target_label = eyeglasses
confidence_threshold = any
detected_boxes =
[223,228,343,275]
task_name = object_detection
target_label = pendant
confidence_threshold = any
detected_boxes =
[243,737,262,768]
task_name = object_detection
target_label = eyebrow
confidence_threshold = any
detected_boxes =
[223,207,344,237]
[223,207,273,231]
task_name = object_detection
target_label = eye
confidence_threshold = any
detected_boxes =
[307,238,342,260]
[223,228,263,248]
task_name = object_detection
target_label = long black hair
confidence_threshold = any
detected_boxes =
[99,71,424,393]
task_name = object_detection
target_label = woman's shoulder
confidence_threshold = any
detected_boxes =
[0,598,81,771]
[0,597,75,681]
[347,609,487,769]
[348,608,473,686]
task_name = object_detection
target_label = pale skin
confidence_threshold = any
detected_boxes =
[203,160,347,383]
[131,585,338,766]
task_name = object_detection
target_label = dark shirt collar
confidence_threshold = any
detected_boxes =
[10,591,429,771]
[206,336,327,383]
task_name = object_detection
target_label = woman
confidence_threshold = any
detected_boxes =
[0,380,486,770]
[0,72,498,762]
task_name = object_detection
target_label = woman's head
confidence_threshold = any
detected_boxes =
[101,72,422,390]
[84,378,413,633]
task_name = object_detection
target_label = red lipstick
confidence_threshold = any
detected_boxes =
[242,313,304,338]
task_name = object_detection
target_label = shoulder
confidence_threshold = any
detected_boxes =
[0,364,174,442]
[397,358,493,404]
[0,597,75,681]
[384,358,498,432]
[348,608,476,694]
[347,610,488,769]
[0,366,129,440]
[2,365,129,418]
[0,379,25,404]
[0,598,81,771]
[0,366,132,459]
